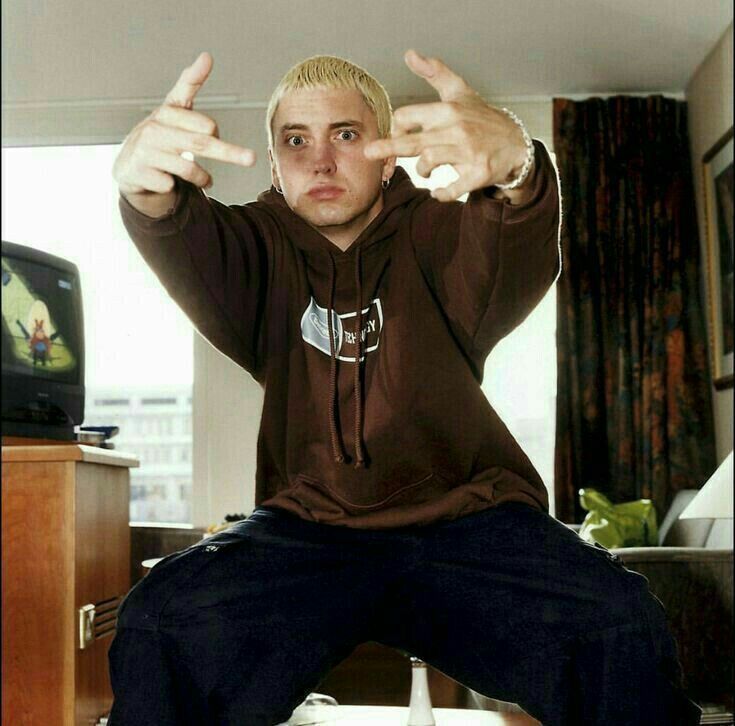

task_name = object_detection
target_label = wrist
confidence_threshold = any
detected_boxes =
[510,155,536,190]
[491,158,536,205]
[509,141,531,181]
[122,188,179,219]
[495,107,534,191]
[500,151,531,188]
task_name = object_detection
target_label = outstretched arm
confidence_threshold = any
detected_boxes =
[409,139,561,373]
[115,52,273,381]
[367,51,561,371]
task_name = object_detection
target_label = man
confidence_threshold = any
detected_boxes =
[109,51,701,725]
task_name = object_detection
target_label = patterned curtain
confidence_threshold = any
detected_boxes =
[553,95,716,525]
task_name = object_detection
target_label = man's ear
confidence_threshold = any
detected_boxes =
[269,148,281,191]
[382,156,397,183]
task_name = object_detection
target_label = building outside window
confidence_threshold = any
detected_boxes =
[84,384,193,522]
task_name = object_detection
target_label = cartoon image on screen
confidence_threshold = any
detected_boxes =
[1,259,77,377]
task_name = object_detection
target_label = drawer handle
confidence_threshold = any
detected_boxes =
[78,596,124,650]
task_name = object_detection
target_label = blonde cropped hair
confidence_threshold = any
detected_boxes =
[266,55,393,149]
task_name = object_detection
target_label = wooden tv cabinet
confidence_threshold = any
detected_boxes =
[2,444,138,726]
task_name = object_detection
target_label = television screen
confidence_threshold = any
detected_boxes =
[1,254,81,386]
[2,240,84,440]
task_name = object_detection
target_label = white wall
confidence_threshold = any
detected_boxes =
[686,23,734,464]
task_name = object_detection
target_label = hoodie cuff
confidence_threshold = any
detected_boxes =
[476,139,556,223]
[118,179,198,237]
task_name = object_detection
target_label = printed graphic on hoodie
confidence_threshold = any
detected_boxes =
[301,296,383,362]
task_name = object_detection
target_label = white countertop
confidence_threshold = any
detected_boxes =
[281,705,539,725]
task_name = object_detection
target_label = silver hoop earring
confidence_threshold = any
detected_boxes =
[274,185,283,195]
[381,179,390,190]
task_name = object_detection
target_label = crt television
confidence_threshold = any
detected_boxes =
[1,240,85,440]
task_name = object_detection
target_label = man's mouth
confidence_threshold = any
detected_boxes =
[308,185,345,200]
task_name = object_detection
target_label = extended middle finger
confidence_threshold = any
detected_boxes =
[392,102,459,134]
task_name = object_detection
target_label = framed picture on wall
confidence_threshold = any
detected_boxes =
[702,126,734,391]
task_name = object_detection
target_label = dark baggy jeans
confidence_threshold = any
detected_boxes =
[108,502,703,725]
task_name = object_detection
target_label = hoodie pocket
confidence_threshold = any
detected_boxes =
[292,470,452,517]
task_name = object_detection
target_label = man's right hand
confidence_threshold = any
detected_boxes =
[113,52,256,218]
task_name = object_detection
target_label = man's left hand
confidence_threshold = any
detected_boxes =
[364,50,532,202]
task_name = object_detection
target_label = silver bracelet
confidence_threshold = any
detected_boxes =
[495,107,535,190]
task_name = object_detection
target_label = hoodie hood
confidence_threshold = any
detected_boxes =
[256,166,425,256]
[257,167,427,469]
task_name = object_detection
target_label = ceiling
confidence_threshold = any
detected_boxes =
[2,0,732,108]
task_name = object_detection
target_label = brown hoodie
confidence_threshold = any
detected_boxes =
[119,139,562,528]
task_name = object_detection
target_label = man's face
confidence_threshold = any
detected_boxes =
[270,86,395,247]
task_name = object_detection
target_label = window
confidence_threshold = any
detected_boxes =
[1,144,194,525]
[399,156,558,516]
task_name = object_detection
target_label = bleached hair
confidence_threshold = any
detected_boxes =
[266,55,392,149]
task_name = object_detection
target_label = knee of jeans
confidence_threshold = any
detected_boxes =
[591,564,655,631]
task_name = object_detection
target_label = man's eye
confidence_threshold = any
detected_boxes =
[338,130,357,141]
[286,136,304,147]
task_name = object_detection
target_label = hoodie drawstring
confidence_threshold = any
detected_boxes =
[326,247,367,468]
[327,253,346,464]
[353,245,366,468]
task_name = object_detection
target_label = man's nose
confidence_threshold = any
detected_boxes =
[311,141,336,174]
